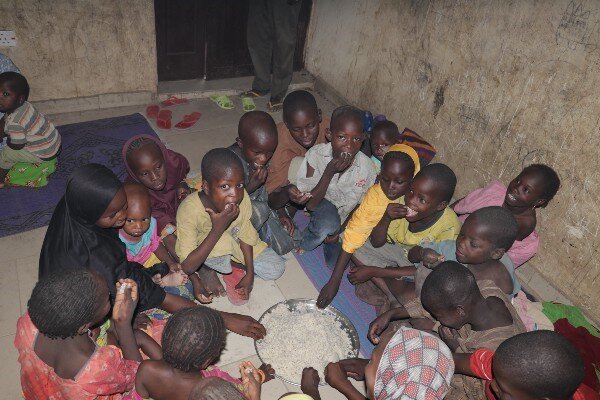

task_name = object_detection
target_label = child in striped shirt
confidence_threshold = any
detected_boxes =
[0,72,61,187]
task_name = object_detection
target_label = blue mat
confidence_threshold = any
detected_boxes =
[293,213,376,357]
[0,113,159,238]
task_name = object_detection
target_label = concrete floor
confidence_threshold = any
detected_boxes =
[1,87,368,399]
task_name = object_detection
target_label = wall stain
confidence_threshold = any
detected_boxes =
[433,80,447,117]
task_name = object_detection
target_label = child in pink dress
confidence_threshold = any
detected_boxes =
[453,164,560,267]
[14,269,143,400]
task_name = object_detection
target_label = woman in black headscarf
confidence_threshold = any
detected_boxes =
[39,164,266,339]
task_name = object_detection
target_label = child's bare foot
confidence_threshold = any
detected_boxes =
[159,271,187,287]
[198,267,226,297]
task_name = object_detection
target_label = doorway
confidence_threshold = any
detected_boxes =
[154,0,312,81]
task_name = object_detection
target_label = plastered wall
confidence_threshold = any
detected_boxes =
[0,0,157,102]
[306,0,600,320]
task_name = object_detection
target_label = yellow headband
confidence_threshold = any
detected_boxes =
[386,143,421,176]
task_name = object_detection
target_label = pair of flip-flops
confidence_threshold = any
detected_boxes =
[146,97,202,130]
[210,94,256,112]
[239,90,282,112]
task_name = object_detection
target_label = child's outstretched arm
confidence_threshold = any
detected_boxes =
[113,279,142,362]
[317,249,352,308]
[368,306,409,344]
[347,265,416,285]
[408,245,445,268]
[154,242,179,271]
[325,362,366,400]
[180,203,239,274]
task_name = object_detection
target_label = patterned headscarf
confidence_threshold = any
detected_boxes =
[374,327,454,400]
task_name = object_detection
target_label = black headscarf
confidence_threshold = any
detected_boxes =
[39,163,165,311]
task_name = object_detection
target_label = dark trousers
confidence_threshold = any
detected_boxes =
[247,0,302,100]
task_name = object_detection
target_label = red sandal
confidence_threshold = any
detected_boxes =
[161,95,189,107]
[223,267,248,306]
[175,111,202,129]
[146,105,160,119]
[156,109,172,129]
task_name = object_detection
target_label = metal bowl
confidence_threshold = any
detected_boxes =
[254,299,360,386]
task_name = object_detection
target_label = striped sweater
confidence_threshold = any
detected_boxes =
[5,101,61,159]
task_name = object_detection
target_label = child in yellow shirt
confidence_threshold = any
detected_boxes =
[176,148,285,305]
[344,164,460,308]
[316,144,420,308]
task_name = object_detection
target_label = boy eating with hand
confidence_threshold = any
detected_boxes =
[295,105,376,267]
[229,111,294,255]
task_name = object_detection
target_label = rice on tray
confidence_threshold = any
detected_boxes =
[256,303,354,383]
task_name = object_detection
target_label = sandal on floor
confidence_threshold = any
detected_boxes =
[268,98,283,112]
[241,97,256,112]
[223,267,248,306]
[156,109,172,129]
[175,111,202,129]
[240,89,268,98]
[161,95,189,107]
[146,105,159,119]
[210,95,234,110]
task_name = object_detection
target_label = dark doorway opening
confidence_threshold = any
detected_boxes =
[155,0,312,82]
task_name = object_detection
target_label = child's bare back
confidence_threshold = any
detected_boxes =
[467,259,513,296]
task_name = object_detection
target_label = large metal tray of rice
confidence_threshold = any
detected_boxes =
[255,299,360,386]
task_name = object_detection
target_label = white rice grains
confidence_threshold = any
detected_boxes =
[256,303,354,383]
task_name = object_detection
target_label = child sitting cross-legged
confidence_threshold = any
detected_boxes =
[453,164,560,267]
[316,144,420,308]
[229,110,294,255]
[320,163,460,308]
[369,261,526,400]
[131,306,274,400]
[452,330,597,400]
[0,72,61,188]
[14,269,148,400]
[118,182,193,290]
[373,206,521,306]
[176,148,286,305]
[296,105,377,268]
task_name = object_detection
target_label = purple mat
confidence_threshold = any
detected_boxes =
[293,212,376,357]
[0,113,159,238]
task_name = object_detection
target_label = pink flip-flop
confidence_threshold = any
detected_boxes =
[175,111,202,129]
[156,109,172,129]
[223,267,248,306]
[161,95,189,107]
[146,105,160,119]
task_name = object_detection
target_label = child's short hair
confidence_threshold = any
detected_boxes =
[494,331,584,398]
[162,306,226,373]
[237,110,277,140]
[0,71,29,100]
[372,120,401,140]
[468,206,518,250]
[416,163,456,203]
[421,261,478,309]
[28,269,105,339]
[330,105,364,131]
[382,150,416,175]
[187,377,243,400]
[201,148,243,183]
[523,164,560,204]
[282,90,318,121]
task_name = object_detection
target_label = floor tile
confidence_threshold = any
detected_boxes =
[0,227,47,263]
[275,255,319,300]
[0,260,21,337]
[17,255,39,314]
[0,335,22,400]
[209,277,285,366]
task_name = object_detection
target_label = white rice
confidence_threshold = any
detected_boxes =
[256,303,354,383]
